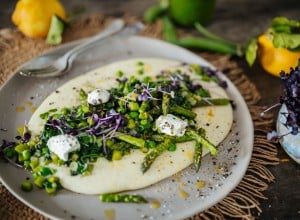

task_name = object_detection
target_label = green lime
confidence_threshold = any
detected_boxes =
[169,0,216,27]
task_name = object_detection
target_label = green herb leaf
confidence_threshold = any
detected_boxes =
[46,15,65,45]
[245,38,258,66]
[272,33,300,50]
[271,17,300,34]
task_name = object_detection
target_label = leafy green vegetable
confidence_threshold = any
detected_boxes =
[272,33,300,50]
[46,15,65,45]
[271,17,300,33]
[245,38,258,66]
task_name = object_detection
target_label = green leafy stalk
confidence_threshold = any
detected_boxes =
[99,193,148,203]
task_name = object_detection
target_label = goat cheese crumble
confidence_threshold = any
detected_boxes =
[47,134,80,161]
[155,114,188,136]
[87,89,110,105]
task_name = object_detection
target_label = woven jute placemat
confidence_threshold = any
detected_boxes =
[0,14,279,220]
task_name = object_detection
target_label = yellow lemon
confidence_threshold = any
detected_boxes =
[12,0,66,38]
[258,34,300,77]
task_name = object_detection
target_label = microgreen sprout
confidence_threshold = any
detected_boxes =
[264,61,300,140]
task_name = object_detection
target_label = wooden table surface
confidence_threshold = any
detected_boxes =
[1,0,300,219]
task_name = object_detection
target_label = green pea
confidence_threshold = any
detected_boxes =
[112,150,122,160]
[30,157,39,169]
[136,61,144,66]
[139,112,148,120]
[42,147,49,155]
[71,153,79,161]
[22,149,31,161]
[143,76,151,83]
[117,106,126,114]
[45,186,56,194]
[81,104,90,113]
[34,176,45,188]
[4,148,15,158]
[168,143,177,151]
[137,69,144,75]
[117,70,124,77]
[147,140,157,148]
[18,153,24,162]
[129,111,139,119]
[39,167,52,176]
[61,107,70,115]
[141,147,149,153]
[21,181,33,192]
[106,139,115,147]
[127,119,136,129]
[128,102,139,111]
[48,176,59,183]
[140,119,148,126]
[140,101,149,111]
[15,144,29,153]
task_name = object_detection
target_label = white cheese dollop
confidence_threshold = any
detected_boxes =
[155,114,188,136]
[47,134,80,161]
[87,89,110,105]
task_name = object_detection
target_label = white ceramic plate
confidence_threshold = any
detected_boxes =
[277,104,300,164]
[0,36,253,220]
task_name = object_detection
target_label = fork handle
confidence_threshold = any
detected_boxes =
[63,19,124,60]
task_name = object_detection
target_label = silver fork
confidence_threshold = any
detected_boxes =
[18,20,143,77]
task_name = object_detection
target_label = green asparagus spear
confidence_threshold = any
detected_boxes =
[115,132,145,148]
[162,93,170,115]
[193,142,203,172]
[170,105,197,119]
[151,134,193,143]
[195,98,230,107]
[186,129,217,155]
[141,139,171,173]
[99,193,148,203]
